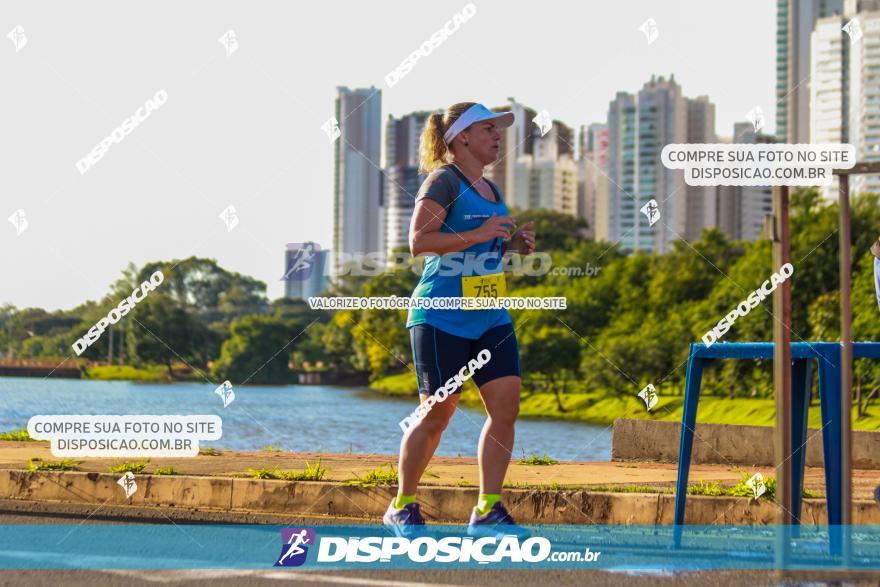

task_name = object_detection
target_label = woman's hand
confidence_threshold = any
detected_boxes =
[506,220,535,255]
[470,214,516,244]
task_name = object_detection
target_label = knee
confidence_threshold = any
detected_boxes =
[489,401,519,426]
[419,405,454,436]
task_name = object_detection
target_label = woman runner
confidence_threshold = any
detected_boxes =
[383,102,536,538]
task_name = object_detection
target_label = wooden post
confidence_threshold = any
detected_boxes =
[772,185,793,569]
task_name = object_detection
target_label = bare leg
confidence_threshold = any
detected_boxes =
[396,393,460,496]
[476,376,520,494]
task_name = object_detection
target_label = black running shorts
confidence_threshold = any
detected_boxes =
[409,322,521,396]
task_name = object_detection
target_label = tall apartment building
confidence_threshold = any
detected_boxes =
[846,2,880,196]
[331,86,382,279]
[484,99,538,197]
[684,96,718,241]
[578,123,609,239]
[776,0,844,143]
[510,119,578,216]
[483,98,574,214]
[717,123,775,242]
[809,1,880,198]
[811,13,848,199]
[606,75,688,253]
[384,111,431,259]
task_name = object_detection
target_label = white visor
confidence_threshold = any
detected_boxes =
[443,103,515,145]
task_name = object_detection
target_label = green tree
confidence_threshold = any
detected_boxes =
[138,257,269,323]
[127,293,205,377]
[211,314,304,384]
[518,325,581,411]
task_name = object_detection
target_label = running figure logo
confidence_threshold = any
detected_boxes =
[638,18,659,45]
[321,118,341,142]
[218,30,239,56]
[282,243,319,282]
[275,528,315,567]
[118,472,138,498]
[215,380,235,407]
[7,25,26,52]
[8,209,28,236]
[746,106,765,133]
[218,205,239,232]
[638,383,658,411]
[533,110,552,137]
[746,472,767,500]
[640,199,660,226]
[843,17,863,44]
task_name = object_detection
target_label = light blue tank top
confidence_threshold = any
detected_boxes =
[405,165,512,339]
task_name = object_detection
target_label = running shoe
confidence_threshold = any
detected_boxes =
[383,501,427,538]
[467,502,530,539]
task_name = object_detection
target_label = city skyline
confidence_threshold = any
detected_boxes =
[2,0,774,311]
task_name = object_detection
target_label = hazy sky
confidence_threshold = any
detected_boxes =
[1,0,775,311]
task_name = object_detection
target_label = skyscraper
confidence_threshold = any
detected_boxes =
[811,12,848,199]
[845,2,880,196]
[510,119,578,216]
[332,86,382,279]
[807,1,880,198]
[606,75,687,253]
[484,99,538,198]
[717,123,775,243]
[484,98,573,206]
[384,111,432,260]
[776,0,844,144]
[684,96,718,241]
[579,123,609,240]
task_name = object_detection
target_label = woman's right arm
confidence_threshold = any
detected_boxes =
[408,197,516,257]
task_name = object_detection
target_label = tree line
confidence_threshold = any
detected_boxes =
[3,189,880,404]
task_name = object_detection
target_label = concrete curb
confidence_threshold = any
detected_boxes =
[612,418,880,469]
[3,468,879,525]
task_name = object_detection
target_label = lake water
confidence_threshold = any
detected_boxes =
[0,377,612,461]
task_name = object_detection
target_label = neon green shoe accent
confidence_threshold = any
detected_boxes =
[476,493,501,516]
[393,494,416,509]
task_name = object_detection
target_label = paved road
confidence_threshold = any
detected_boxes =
[2,512,880,586]
[5,568,880,587]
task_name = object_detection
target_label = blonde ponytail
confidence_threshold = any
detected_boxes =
[418,102,476,174]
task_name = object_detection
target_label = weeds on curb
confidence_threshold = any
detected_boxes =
[108,461,149,474]
[517,450,558,466]
[545,482,582,491]
[343,464,398,487]
[246,459,327,481]
[28,458,80,472]
[153,467,178,475]
[687,474,822,499]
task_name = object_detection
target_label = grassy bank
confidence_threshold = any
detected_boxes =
[81,365,207,382]
[370,372,481,399]
[369,372,417,397]
[82,365,170,381]
[370,373,880,430]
